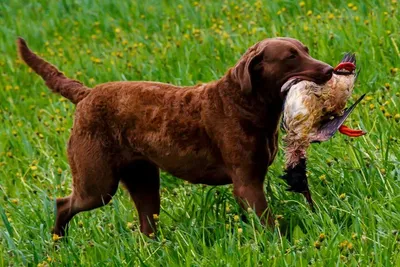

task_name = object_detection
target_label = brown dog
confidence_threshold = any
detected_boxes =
[17,37,332,236]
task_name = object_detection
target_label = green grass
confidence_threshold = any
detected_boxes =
[1,0,399,266]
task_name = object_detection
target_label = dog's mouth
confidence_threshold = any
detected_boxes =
[280,74,328,94]
[280,76,311,93]
[281,77,302,93]
[282,54,358,94]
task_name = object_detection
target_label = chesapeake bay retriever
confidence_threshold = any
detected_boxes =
[17,37,333,236]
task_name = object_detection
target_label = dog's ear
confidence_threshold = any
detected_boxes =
[232,47,264,94]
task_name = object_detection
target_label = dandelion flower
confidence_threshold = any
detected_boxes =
[339,240,348,249]
[347,242,354,251]
[127,222,134,229]
[319,233,326,241]
[52,234,61,241]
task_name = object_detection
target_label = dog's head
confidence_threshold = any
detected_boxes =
[231,37,333,98]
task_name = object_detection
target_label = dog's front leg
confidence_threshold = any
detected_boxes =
[231,169,275,227]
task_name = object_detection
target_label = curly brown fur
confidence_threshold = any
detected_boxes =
[17,37,332,236]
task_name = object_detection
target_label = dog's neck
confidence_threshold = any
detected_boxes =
[212,71,284,130]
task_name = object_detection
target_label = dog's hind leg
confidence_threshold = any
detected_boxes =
[120,160,160,236]
[53,137,119,237]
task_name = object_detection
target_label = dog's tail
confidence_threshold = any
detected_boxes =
[17,37,90,104]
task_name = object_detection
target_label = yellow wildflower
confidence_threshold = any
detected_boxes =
[52,234,61,241]
[126,222,134,229]
[347,242,354,251]
[339,240,348,249]
[319,233,326,241]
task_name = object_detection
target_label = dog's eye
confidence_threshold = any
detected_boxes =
[287,54,297,60]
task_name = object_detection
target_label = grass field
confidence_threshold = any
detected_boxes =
[1,0,399,266]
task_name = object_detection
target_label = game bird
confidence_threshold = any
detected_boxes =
[281,53,366,208]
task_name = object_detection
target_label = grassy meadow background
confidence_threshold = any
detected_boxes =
[1,0,399,266]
